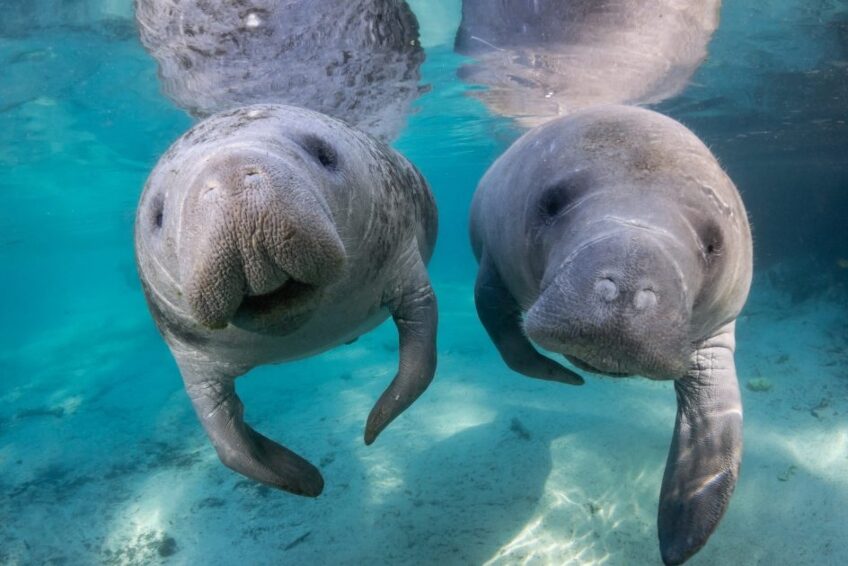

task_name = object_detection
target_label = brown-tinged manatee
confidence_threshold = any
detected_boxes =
[469,105,752,565]
[455,0,721,128]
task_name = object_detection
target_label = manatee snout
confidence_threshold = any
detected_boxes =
[177,147,346,330]
[525,232,691,378]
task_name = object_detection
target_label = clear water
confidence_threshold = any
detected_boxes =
[1,1,846,564]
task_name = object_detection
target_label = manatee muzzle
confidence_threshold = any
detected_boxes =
[178,148,346,332]
[525,230,691,379]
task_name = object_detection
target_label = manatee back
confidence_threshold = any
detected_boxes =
[455,0,721,127]
[136,0,425,141]
[456,0,590,52]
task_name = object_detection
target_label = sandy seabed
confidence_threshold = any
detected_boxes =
[1,271,846,566]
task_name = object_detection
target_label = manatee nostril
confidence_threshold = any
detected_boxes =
[243,168,261,184]
[201,184,218,199]
[594,277,619,302]
[634,289,658,311]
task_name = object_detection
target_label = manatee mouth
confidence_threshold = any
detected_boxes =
[231,278,321,334]
[564,354,632,378]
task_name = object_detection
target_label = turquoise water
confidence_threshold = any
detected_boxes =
[1,1,847,565]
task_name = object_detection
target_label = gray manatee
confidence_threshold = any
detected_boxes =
[135,0,425,141]
[135,104,438,496]
[455,0,721,127]
[469,105,752,565]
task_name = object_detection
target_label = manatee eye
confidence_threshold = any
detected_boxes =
[539,189,568,224]
[299,135,338,171]
[150,193,165,232]
[700,221,723,262]
[536,171,592,226]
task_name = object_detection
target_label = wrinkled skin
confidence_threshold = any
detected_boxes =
[135,0,425,141]
[470,105,752,565]
[136,104,438,496]
[455,0,721,127]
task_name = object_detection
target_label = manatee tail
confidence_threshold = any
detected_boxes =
[658,323,742,565]
[175,353,323,496]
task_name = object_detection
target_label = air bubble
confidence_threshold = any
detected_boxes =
[244,12,262,29]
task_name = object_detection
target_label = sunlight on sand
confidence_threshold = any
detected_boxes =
[355,379,497,505]
[102,477,189,566]
[481,435,664,566]
[417,383,498,440]
[482,488,613,566]
[755,423,848,485]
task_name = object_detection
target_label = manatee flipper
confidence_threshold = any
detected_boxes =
[365,252,437,445]
[475,253,584,385]
[175,353,324,497]
[658,323,742,565]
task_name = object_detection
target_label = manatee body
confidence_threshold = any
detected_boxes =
[135,104,438,496]
[135,0,425,141]
[470,105,752,565]
[455,0,721,127]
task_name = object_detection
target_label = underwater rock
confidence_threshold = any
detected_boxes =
[777,465,797,482]
[135,0,426,141]
[101,530,178,565]
[8,464,95,507]
[15,405,65,419]
[455,0,721,127]
[233,480,272,500]
[810,398,831,419]
[191,497,226,512]
[283,531,312,552]
[469,105,752,565]
[135,104,438,497]
[156,536,178,558]
[746,377,774,392]
[508,417,531,441]
[143,441,203,471]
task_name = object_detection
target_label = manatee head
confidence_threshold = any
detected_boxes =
[520,106,751,379]
[137,106,349,337]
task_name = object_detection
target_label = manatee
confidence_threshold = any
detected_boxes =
[455,0,721,127]
[135,0,425,141]
[135,104,438,496]
[469,105,752,565]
